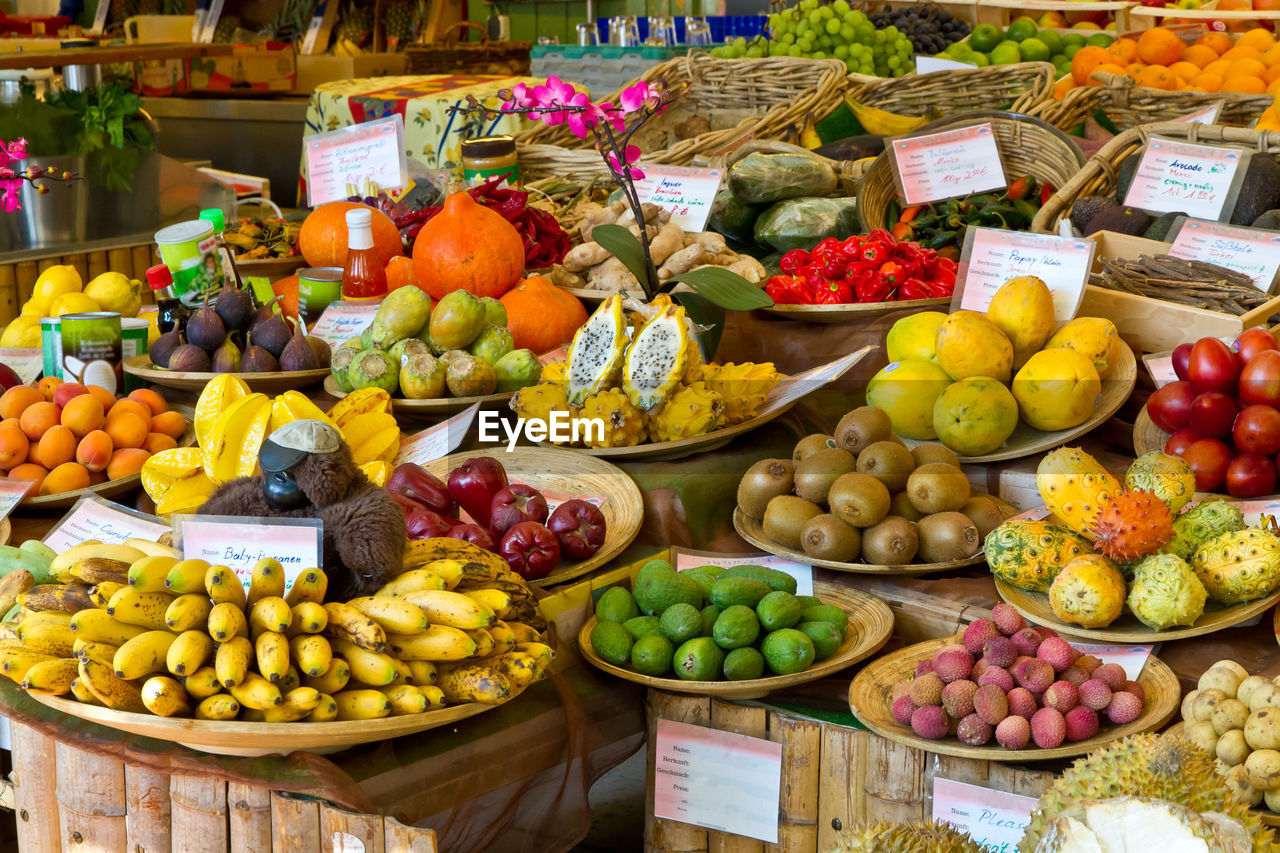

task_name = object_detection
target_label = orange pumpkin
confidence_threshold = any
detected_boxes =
[298,201,403,268]
[385,256,421,293]
[412,191,524,299]
[499,275,588,354]
[271,275,300,319]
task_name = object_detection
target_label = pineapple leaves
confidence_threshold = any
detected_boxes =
[590,224,650,290]
[672,292,724,361]
[668,266,775,311]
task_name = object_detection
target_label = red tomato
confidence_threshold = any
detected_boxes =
[1233,404,1280,456]
[1239,349,1280,407]
[1234,328,1280,369]
[1172,343,1193,382]
[1188,338,1241,395]
[1146,381,1195,433]
[1165,428,1198,457]
[1183,439,1234,491]
[1189,391,1238,440]
[1226,453,1277,498]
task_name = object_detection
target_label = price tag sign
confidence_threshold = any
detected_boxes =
[1069,642,1153,680]
[932,778,1037,848]
[0,348,44,385]
[673,549,813,596]
[1123,137,1248,221]
[955,227,1095,321]
[1169,218,1280,291]
[539,488,606,516]
[1175,100,1224,126]
[309,300,381,350]
[1142,353,1179,387]
[396,404,481,466]
[304,116,409,208]
[653,719,783,843]
[196,0,225,42]
[633,165,724,232]
[44,496,169,552]
[915,56,977,73]
[890,122,1006,206]
[0,479,31,523]
[174,515,323,592]
[300,13,325,54]
[769,346,874,410]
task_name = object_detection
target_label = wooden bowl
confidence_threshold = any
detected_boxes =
[901,342,1138,464]
[554,284,609,304]
[124,356,328,396]
[734,507,985,576]
[423,447,642,588]
[324,377,514,416]
[764,296,951,324]
[0,518,10,546]
[1133,406,1171,456]
[1166,722,1280,826]
[995,577,1280,643]
[21,404,197,510]
[579,584,893,700]
[233,256,306,281]
[848,635,1180,761]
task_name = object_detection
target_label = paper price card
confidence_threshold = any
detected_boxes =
[44,495,170,553]
[890,122,1006,206]
[309,300,381,350]
[539,488,606,517]
[915,56,977,73]
[1176,100,1224,126]
[653,719,783,843]
[633,166,724,232]
[396,404,480,466]
[0,479,31,523]
[1069,642,1153,680]
[954,228,1095,322]
[932,777,1037,850]
[672,547,813,596]
[770,346,874,410]
[305,116,409,208]
[174,515,323,592]
[1169,218,1280,291]
[1123,137,1248,221]
[0,348,44,385]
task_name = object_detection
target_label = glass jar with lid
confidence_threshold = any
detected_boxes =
[461,136,520,188]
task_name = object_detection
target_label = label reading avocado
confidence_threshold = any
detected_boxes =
[672,548,812,596]
[1123,137,1248,222]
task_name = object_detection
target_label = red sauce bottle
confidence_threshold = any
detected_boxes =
[341,208,388,301]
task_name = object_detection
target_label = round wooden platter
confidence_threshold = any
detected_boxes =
[763,296,951,324]
[578,585,893,700]
[26,690,508,757]
[848,635,1180,762]
[21,404,197,510]
[733,507,985,576]
[1166,722,1280,827]
[0,518,11,546]
[1133,406,1171,457]
[423,447,642,588]
[995,577,1280,643]
[324,377,513,416]
[555,284,609,304]
[124,355,329,396]
[901,342,1138,464]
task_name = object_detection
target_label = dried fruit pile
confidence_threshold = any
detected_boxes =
[765,231,956,305]
[222,218,302,260]
[891,606,1147,750]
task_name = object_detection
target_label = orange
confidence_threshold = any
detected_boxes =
[105,449,149,481]
[59,394,105,439]
[33,425,75,469]
[1108,37,1140,64]
[127,388,168,417]
[104,412,148,449]
[1191,72,1224,91]
[9,462,47,493]
[1222,45,1263,62]
[85,385,117,413]
[1224,74,1267,92]
[1196,32,1233,55]
[1227,57,1267,78]
[1204,59,1233,78]
[1267,76,1280,94]
[1263,64,1280,83]
[0,423,28,469]
[1095,62,1127,79]
[1125,62,1146,77]
[41,461,89,496]
[18,401,59,441]
[1238,28,1276,50]
[1182,44,1220,68]
[1053,76,1073,100]
[1072,45,1111,86]
[0,386,43,421]
[1138,27,1186,66]
[1137,65,1178,90]
[149,410,187,440]
[34,376,62,402]
[75,430,113,473]
[1170,61,1203,81]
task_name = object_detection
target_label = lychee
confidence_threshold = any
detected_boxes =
[1121,680,1145,704]
[957,713,994,746]
[1107,691,1143,725]
[977,666,1015,693]
[1095,663,1127,691]
[1012,628,1042,657]
[1031,707,1066,749]
[982,636,1017,669]
[937,642,968,656]
[963,619,1001,656]
[892,694,918,726]
[1015,658,1054,693]
[1075,654,1103,675]
[974,683,1009,726]
[1064,706,1099,742]
[1061,666,1090,687]
[910,705,951,740]
[1006,687,1037,719]
[910,672,944,707]
[1079,678,1112,711]
[915,660,936,677]
[1036,626,1059,640]
[995,715,1031,750]
[933,648,974,683]
[942,680,979,719]
[971,659,991,680]
[1036,636,1076,673]
[1043,681,1078,713]
[991,602,1026,636]
[891,681,912,703]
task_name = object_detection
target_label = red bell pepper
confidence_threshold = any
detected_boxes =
[815,280,853,304]
[779,249,810,274]
[899,278,934,301]
[878,260,905,288]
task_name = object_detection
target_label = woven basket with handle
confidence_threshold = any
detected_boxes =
[405,21,531,76]
[1027,72,1273,132]
[846,61,1057,120]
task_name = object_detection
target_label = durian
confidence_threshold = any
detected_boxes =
[578,387,647,448]
[566,294,628,406]
[622,303,690,411]
[1034,797,1251,853]
[648,382,724,442]
[831,819,982,852]
[700,361,781,425]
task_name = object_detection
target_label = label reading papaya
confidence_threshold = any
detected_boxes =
[954,227,1094,322]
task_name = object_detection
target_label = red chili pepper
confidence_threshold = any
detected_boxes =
[1006,176,1036,202]
[840,236,864,257]
[867,228,895,246]
[859,241,891,265]
[899,205,924,224]
[813,250,848,280]
[1040,182,1055,205]
[879,260,905,287]
[766,275,808,304]
[814,237,841,254]
[854,275,892,303]
[815,280,853,304]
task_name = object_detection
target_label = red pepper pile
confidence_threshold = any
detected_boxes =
[765,230,958,305]
[396,176,571,268]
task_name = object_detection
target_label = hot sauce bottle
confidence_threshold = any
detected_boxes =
[341,208,388,301]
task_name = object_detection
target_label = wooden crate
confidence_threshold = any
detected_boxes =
[0,242,156,328]
[9,722,439,853]
[643,689,1056,853]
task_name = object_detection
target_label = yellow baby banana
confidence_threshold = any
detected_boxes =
[166,630,213,676]
[165,559,211,595]
[141,675,191,716]
[215,635,252,688]
[207,602,249,642]
[113,630,178,680]
[164,594,212,632]
[254,631,290,682]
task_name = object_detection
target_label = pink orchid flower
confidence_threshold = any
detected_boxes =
[607,145,644,181]
[0,138,27,166]
[618,82,650,114]
[0,180,21,213]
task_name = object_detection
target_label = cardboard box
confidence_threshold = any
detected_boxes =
[134,58,188,96]
[186,42,296,93]
[293,53,406,94]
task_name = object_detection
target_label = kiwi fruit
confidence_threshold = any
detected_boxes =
[826,472,891,529]
[763,495,823,550]
[794,448,856,504]
[738,459,794,519]
[911,443,961,469]
[800,514,861,563]
[834,407,893,456]
[793,434,837,465]
[889,491,923,522]
[960,495,1004,540]
[917,511,981,563]
[855,440,916,492]
[861,516,918,565]
[906,462,971,514]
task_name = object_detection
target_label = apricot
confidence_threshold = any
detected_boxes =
[149,410,187,440]
[41,461,90,495]
[35,376,62,402]
[0,423,29,469]
[60,394,106,438]
[85,385,117,412]
[143,432,177,453]
[105,448,149,480]
[104,412,148,449]
[34,425,75,469]
[0,386,44,421]
[9,462,48,493]
[107,398,151,424]
[127,388,168,417]
[52,382,89,409]
[19,401,60,441]
[75,430,113,472]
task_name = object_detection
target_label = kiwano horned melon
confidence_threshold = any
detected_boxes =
[985,519,1094,592]
[1036,447,1122,538]
[1191,528,1280,605]
[1125,451,1196,516]
[1048,554,1126,629]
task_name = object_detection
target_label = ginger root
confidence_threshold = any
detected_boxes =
[562,241,612,273]
[649,221,686,266]
[658,243,707,280]
[587,256,640,292]
[579,201,624,242]
[550,265,586,288]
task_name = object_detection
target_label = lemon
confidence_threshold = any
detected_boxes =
[0,316,41,348]
[84,271,142,317]
[51,292,101,316]
[30,264,82,314]
[19,302,41,317]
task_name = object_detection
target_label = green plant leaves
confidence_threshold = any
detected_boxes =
[590,224,651,293]
[672,291,724,361]
[669,267,774,310]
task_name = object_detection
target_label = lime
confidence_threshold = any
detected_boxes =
[1037,29,1064,55]
[1063,43,1082,60]
[1086,32,1114,47]
[971,52,990,67]
[1063,33,1086,48]
[990,42,1023,65]
[1005,16,1038,42]
[969,22,1002,53]
[1018,37,1050,61]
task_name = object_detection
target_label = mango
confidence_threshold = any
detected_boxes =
[865,359,954,440]
[935,311,1013,383]
[886,311,947,363]
[986,276,1056,369]
[933,377,1019,457]
[1044,317,1123,379]
[1012,348,1101,432]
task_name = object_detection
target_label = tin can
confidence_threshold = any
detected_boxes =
[120,318,149,393]
[60,312,123,393]
[40,317,62,379]
[298,267,343,326]
[155,219,223,309]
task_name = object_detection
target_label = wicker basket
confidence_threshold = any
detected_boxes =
[405,21,531,76]
[846,61,1057,119]
[1028,72,1273,133]
[1033,121,1280,234]
[856,111,1087,232]
[515,53,848,182]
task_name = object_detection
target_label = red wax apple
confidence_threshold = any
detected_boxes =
[446,457,509,528]
[1147,381,1195,433]
[405,508,461,540]
[498,522,561,580]
[1240,349,1280,407]
[1183,438,1234,492]
[489,483,549,538]
[1165,428,1198,457]
[1188,338,1240,395]
[1172,344,1193,382]
[446,523,496,552]
[387,463,456,516]
[547,499,607,560]
[1234,328,1280,368]
[1188,391,1237,439]
[1233,404,1280,456]
[0,364,20,391]
[1227,453,1277,498]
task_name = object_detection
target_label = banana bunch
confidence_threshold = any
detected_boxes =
[141,378,399,516]
[2,537,551,723]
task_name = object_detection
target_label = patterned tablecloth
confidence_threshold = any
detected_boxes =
[298,74,538,202]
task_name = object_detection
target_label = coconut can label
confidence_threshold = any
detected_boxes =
[298,267,343,326]
[60,312,122,393]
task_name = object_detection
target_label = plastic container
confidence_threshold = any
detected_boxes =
[154,219,222,309]
[298,267,343,325]
[120,318,149,392]
[40,317,61,380]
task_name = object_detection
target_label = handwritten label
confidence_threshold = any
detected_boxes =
[1176,100,1224,126]
[633,165,724,232]
[0,479,31,523]
[915,56,977,73]
[1069,642,1152,680]
[653,719,783,843]
[538,488,606,517]
[174,516,323,591]
[44,496,170,552]
[933,778,1036,849]
[309,300,381,350]
[674,551,813,596]
[396,404,480,466]
[1124,137,1247,220]
[1143,354,1179,387]
[305,116,409,208]
[891,123,1005,206]
[0,349,44,385]
[1169,218,1280,291]
[955,228,1095,321]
